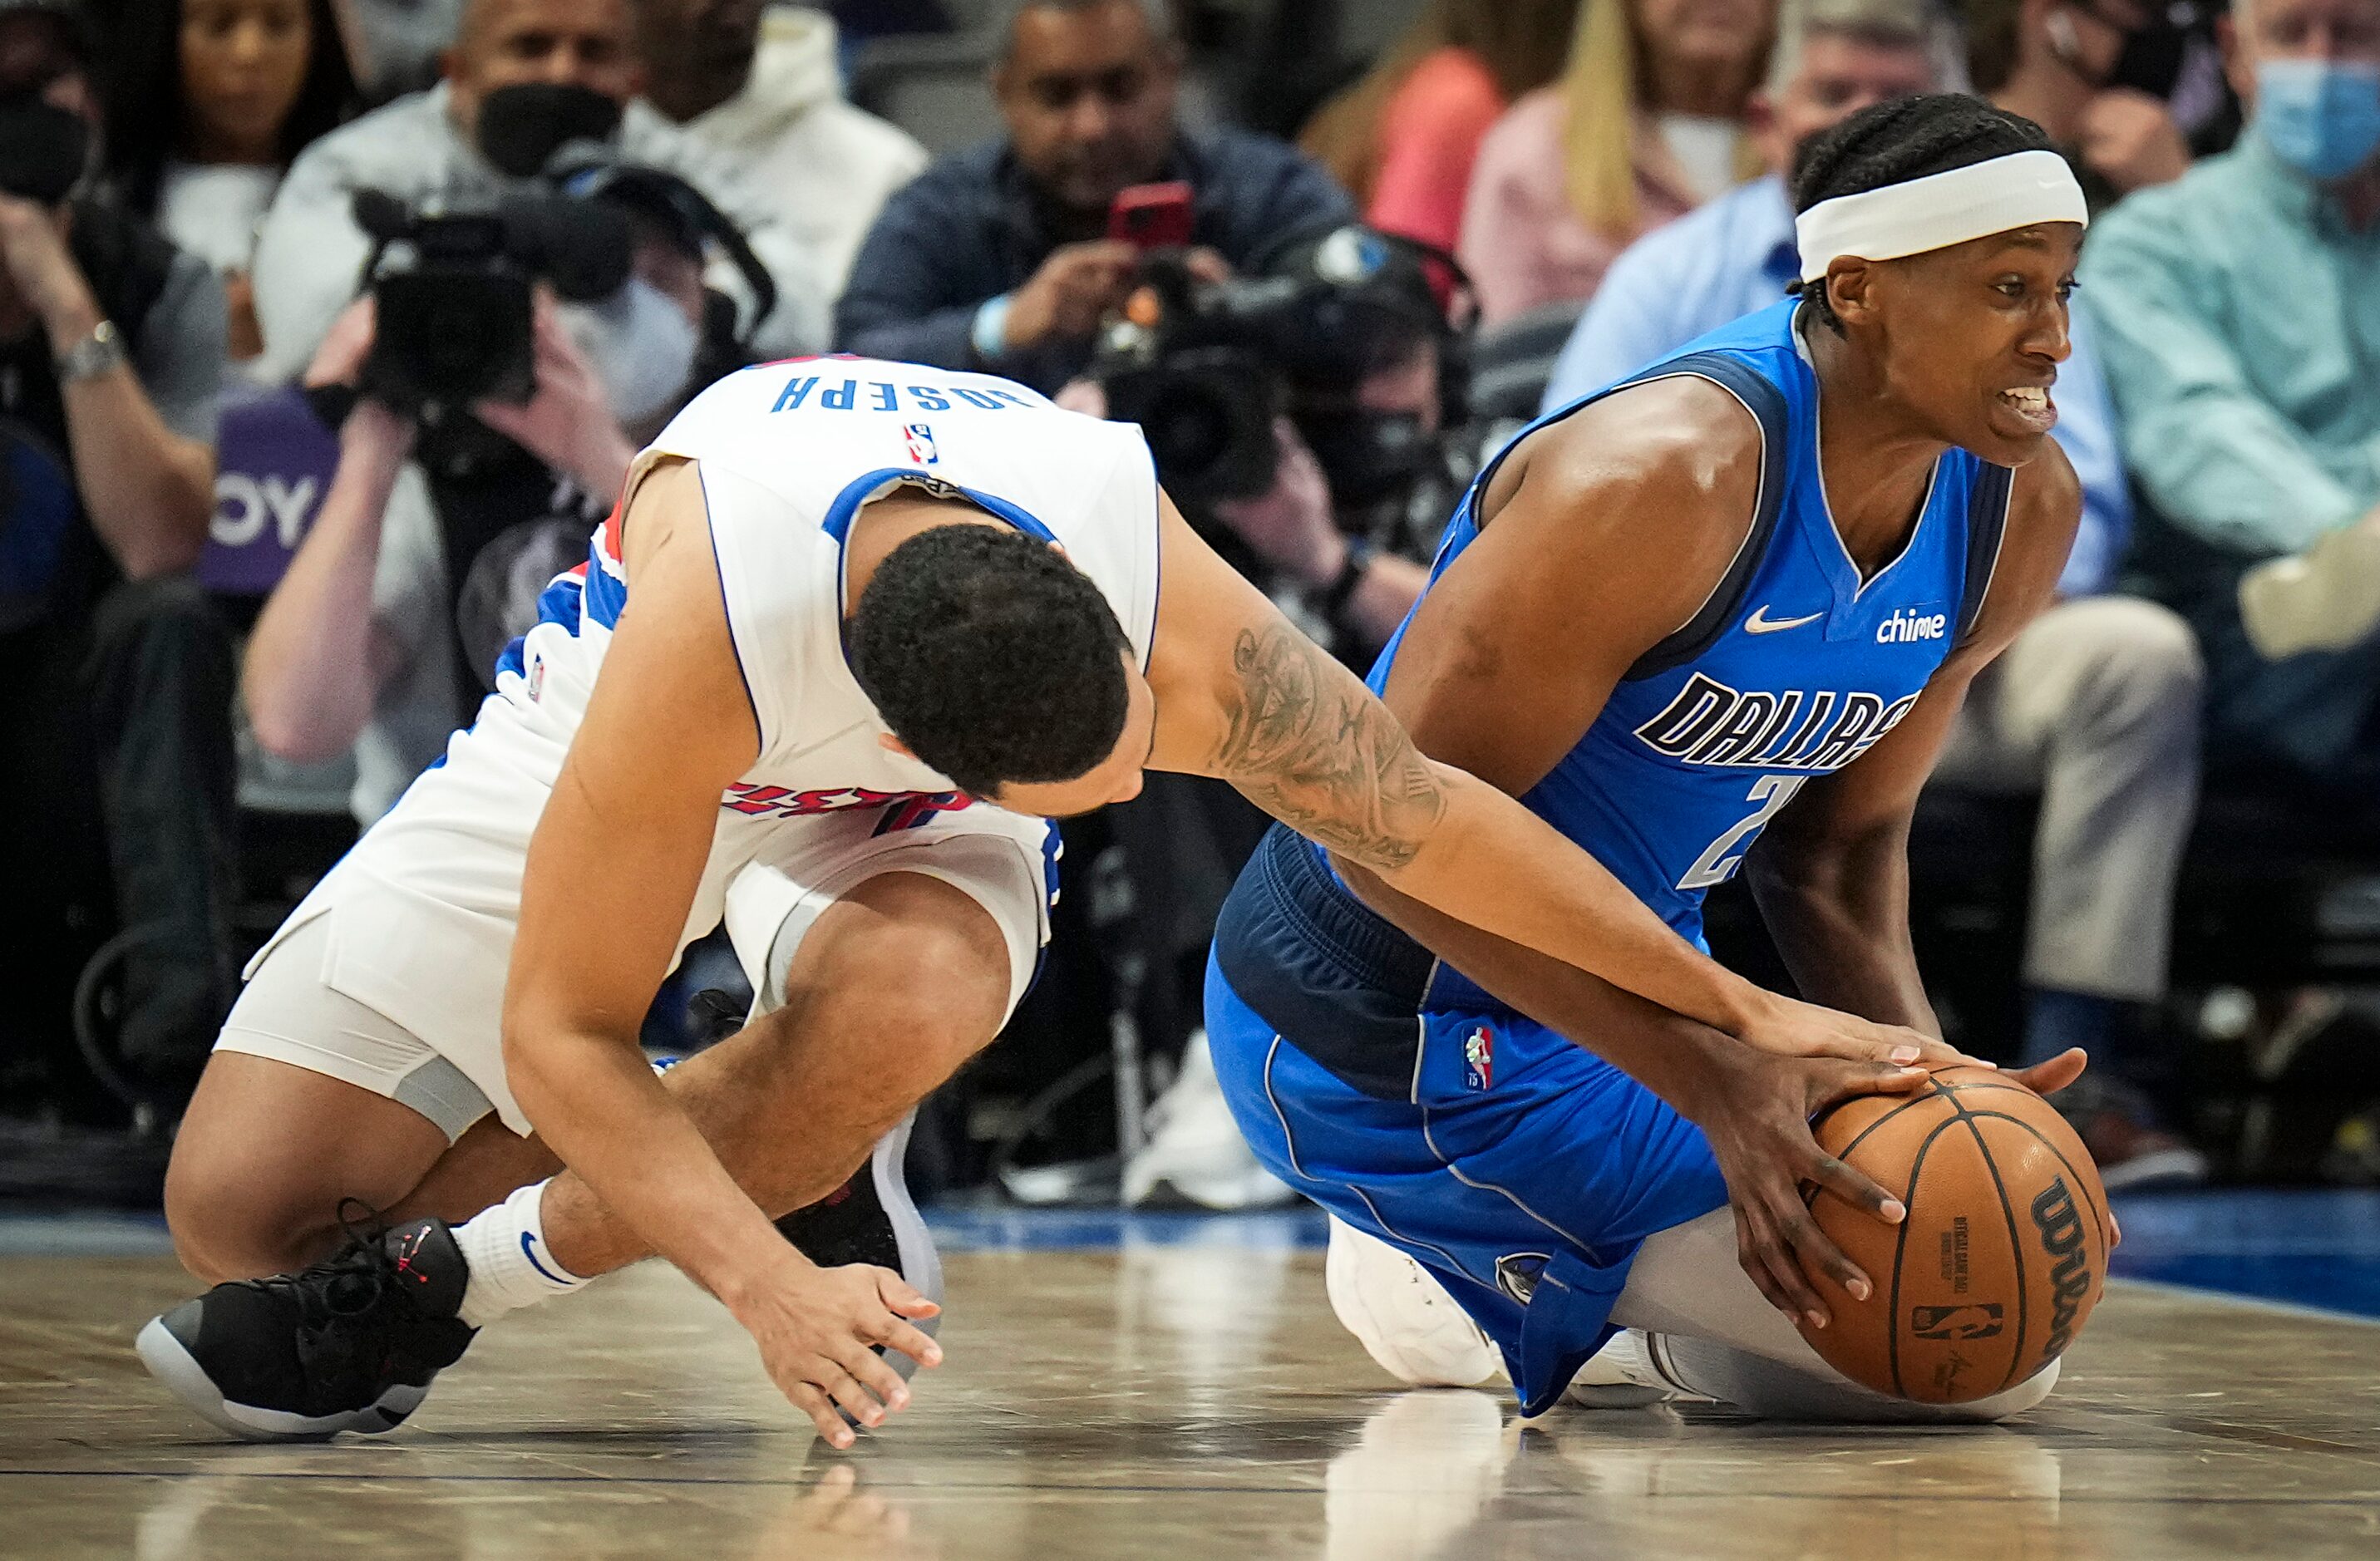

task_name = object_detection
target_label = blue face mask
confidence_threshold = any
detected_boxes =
[2256,59,2380,182]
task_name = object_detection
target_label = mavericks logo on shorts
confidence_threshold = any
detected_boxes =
[1462,1024,1494,1091]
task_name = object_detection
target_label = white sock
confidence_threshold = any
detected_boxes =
[454,1180,592,1327]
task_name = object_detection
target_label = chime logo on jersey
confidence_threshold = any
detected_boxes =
[904,422,939,465]
[1633,672,1920,771]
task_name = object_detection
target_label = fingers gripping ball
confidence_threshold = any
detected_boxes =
[1801,1066,2110,1403]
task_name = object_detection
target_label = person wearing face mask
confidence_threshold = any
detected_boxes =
[2082,0,2380,744]
[1537,0,2209,1189]
[2081,0,2380,1163]
[238,176,729,826]
[0,0,238,1116]
[1964,0,2198,209]
[245,0,827,387]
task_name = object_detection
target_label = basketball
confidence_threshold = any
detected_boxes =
[1800,1066,2112,1404]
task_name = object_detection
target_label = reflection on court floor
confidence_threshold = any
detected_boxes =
[2,1199,2377,1559]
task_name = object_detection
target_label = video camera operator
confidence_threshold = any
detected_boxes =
[835,0,1353,391]
[0,0,234,1115]
[240,158,744,825]
[245,0,826,387]
[1062,224,1455,666]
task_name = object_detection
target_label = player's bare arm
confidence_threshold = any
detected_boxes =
[1138,451,1932,1066]
[502,455,939,1445]
[1747,441,2085,1033]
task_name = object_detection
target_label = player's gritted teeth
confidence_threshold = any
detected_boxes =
[1995,383,2057,437]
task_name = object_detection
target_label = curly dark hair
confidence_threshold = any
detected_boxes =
[849,523,1134,800]
[101,0,360,219]
[1787,94,2056,333]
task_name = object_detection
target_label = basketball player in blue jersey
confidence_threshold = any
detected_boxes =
[1207,96,2114,1421]
[136,322,1944,1446]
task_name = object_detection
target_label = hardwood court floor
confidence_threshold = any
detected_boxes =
[3,1243,2378,1559]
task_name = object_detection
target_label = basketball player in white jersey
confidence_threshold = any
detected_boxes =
[139,357,1951,1447]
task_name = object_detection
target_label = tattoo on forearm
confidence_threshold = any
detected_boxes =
[1211,624,1447,871]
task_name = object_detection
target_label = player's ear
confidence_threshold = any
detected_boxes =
[878,732,919,760]
[1826,259,1880,328]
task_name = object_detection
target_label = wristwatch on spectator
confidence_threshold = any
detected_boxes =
[55,319,126,384]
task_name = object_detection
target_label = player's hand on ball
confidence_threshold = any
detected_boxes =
[1688,1049,1937,1331]
[1739,992,1989,1075]
[729,1253,944,1448]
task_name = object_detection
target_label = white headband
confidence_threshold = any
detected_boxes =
[1794,150,2088,285]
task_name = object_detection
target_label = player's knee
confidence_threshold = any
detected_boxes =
[799,878,1011,1072]
[1976,1357,2061,1420]
[162,1143,335,1284]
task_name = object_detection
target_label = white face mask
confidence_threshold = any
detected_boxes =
[558,278,701,427]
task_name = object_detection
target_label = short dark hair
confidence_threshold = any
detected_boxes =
[1787,94,2056,332]
[849,523,1133,799]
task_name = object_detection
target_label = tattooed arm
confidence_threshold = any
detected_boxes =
[1141,497,1931,1058]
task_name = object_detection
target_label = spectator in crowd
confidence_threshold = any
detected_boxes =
[246,0,827,386]
[337,0,466,98]
[241,187,725,823]
[1297,0,1578,258]
[835,0,1353,392]
[631,0,926,295]
[2082,0,2380,775]
[1964,0,2197,208]
[1458,0,1776,326]
[0,0,234,1108]
[103,0,359,363]
[1540,0,2209,1185]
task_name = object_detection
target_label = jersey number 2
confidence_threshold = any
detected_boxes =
[1678,775,1807,890]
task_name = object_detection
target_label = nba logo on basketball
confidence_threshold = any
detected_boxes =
[1462,1025,1494,1091]
[904,423,939,465]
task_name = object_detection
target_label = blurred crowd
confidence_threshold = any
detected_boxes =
[3,0,2379,1199]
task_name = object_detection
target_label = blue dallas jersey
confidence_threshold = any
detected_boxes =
[1356,298,2012,1014]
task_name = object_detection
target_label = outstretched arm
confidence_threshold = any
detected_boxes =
[1144,477,1919,1061]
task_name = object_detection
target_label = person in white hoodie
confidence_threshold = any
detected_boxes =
[634,0,927,295]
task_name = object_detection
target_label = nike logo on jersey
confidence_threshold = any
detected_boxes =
[1635,672,1920,771]
[1743,605,1824,634]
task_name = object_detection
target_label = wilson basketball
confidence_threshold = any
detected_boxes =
[1800,1066,2111,1404]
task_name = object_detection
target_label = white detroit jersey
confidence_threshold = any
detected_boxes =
[246,357,1163,1130]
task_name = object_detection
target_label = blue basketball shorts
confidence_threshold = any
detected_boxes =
[1203,829,1728,1416]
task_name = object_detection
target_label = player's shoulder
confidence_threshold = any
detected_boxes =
[1518,372,1770,513]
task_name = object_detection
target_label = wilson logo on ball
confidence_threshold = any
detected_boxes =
[1909,1303,2003,1342]
[2030,1177,2092,1362]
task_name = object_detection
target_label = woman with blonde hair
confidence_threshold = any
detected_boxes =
[1461,0,1776,326]
[1300,0,1580,256]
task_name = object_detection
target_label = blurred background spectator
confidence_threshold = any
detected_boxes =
[835,0,1353,391]
[1961,0,2195,208]
[1458,0,1778,326]
[246,0,826,385]
[634,0,926,293]
[1298,0,1579,258]
[0,0,234,1123]
[103,0,361,366]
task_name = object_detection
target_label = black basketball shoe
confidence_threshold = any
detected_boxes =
[773,1112,942,1381]
[136,1212,476,1441]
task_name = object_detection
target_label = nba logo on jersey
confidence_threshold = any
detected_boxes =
[1462,1025,1495,1091]
[904,423,939,465]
